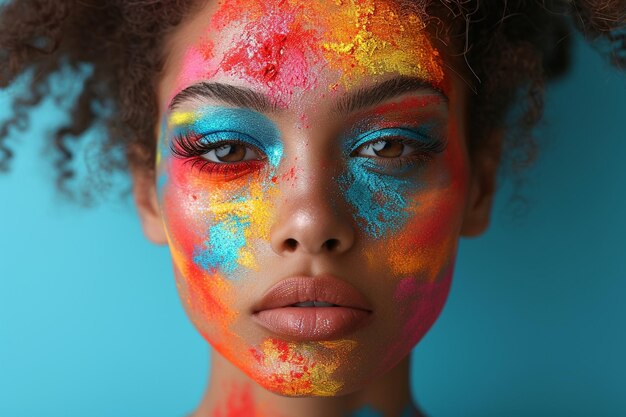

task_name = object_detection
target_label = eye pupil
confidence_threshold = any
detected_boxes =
[371,140,404,158]
[215,144,247,162]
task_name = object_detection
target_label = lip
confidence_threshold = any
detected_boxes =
[252,275,374,341]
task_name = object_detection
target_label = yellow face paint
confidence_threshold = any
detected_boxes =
[249,338,358,396]
[321,0,444,88]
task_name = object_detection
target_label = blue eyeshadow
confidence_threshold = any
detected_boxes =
[172,106,283,167]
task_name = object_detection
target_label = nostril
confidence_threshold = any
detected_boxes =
[323,238,340,252]
[284,238,298,252]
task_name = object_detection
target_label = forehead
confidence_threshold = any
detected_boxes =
[160,0,445,109]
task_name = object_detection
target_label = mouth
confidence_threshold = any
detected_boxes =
[252,275,374,341]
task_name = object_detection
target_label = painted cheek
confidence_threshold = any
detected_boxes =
[376,187,460,279]
[372,149,466,371]
[155,110,284,345]
[159,164,238,341]
[162,158,279,279]
[160,107,284,280]
[339,159,416,239]
[381,140,468,278]
[373,263,453,374]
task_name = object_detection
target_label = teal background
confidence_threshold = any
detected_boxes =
[1,35,625,416]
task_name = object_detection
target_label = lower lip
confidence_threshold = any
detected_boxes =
[253,307,372,341]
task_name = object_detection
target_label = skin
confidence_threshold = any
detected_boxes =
[133,0,501,415]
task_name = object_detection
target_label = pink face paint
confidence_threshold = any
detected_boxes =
[212,382,281,417]
[173,0,445,106]
[378,265,454,372]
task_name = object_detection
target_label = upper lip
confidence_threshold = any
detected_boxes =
[252,275,373,313]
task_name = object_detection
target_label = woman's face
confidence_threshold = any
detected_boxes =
[146,0,485,397]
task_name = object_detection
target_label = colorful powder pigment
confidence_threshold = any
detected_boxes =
[156,105,286,352]
[375,264,453,374]
[175,0,444,106]
[338,122,447,239]
[372,154,463,278]
[192,182,278,274]
[212,383,281,417]
[155,0,467,400]
[162,106,282,278]
[340,158,413,239]
[213,384,257,417]
[249,338,358,396]
[320,0,444,88]
[165,228,238,347]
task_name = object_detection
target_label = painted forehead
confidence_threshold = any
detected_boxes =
[174,0,444,106]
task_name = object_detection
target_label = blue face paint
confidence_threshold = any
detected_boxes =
[340,158,412,239]
[161,106,284,279]
[194,214,248,275]
[339,126,442,239]
[171,106,283,168]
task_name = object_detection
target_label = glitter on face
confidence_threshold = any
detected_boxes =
[249,338,358,396]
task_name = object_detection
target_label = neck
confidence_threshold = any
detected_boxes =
[192,350,425,417]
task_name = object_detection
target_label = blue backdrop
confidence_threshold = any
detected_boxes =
[1,35,625,416]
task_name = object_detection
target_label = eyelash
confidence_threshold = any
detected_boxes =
[350,132,447,171]
[169,129,446,176]
[170,130,267,176]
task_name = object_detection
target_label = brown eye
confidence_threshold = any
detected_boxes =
[203,143,261,163]
[357,139,412,158]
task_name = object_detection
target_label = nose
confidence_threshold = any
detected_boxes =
[270,167,355,256]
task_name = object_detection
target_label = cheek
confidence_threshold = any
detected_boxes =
[161,158,277,277]
[375,264,453,373]
[369,151,467,370]
[339,161,414,240]
[159,163,238,341]
[381,185,464,278]
[359,137,469,279]
[157,158,278,341]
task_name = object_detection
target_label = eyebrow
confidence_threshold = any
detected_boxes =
[168,82,279,113]
[334,76,447,114]
[168,76,446,114]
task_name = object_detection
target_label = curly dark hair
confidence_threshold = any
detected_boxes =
[0,0,624,203]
